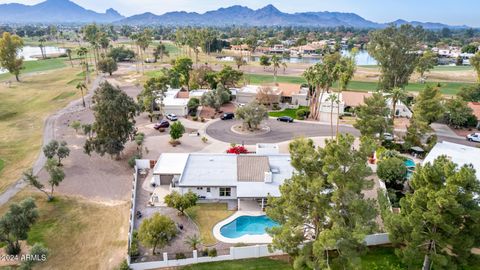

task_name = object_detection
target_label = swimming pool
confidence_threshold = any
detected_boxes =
[404,158,416,168]
[220,215,278,239]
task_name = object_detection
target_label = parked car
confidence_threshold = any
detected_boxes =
[166,114,178,121]
[383,133,395,141]
[277,116,294,123]
[466,133,480,143]
[154,120,170,130]
[221,112,235,120]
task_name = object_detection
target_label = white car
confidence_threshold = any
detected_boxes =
[466,133,480,143]
[166,114,178,121]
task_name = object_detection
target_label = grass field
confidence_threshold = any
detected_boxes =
[0,58,67,81]
[185,203,234,246]
[244,73,473,95]
[0,66,85,193]
[0,191,128,270]
[181,257,292,270]
[0,159,4,174]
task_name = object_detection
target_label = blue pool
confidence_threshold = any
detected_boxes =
[404,158,416,168]
[220,215,278,238]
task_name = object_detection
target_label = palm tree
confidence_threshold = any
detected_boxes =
[326,93,340,138]
[271,55,282,83]
[76,82,87,108]
[184,234,202,250]
[38,37,46,59]
[66,48,73,67]
[76,47,89,83]
[388,87,408,123]
[282,62,288,74]
[153,43,169,63]
[336,55,356,139]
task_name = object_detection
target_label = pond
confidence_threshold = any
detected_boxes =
[0,46,65,74]
[218,50,377,66]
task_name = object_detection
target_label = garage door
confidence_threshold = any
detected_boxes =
[160,174,174,185]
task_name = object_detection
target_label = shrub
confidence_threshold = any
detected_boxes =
[192,116,198,121]
[201,248,209,256]
[175,253,187,259]
[128,154,141,168]
[200,117,205,122]
[226,145,248,154]
[129,231,140,258]
[208,248,217,257]
[201,136,208,143]
[296,108,310,120]
[377,157,407,185]
[70,120,82,133]
[118,259,132,270]
[272,103,281,110]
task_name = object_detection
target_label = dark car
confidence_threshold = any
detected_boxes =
[277,116,294,123]
[154,120,170,130]
[221,112,235,120]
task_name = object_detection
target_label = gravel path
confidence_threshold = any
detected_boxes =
[0,75,105,206]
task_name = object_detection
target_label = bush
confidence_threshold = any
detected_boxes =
[70,120,82,133]
[201,136,208,143]
[128,154,142,168]
[296,108,310,120]
[226,145,248,154]
[118,259,132,270]
[192,116,198,121]
[272,104,281,110]
[377,157,407,185]
[201,248,209,256]
[200,117,205,122]
[208,248,217,257]
[129,231,140,258]
[175,253,186,259]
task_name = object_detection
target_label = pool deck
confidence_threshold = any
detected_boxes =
[212,211,274,244]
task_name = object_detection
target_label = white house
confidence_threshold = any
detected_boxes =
[423,141,480,180]
[317,92,346,123]
[152,150,294,208]
[159,89,189,116]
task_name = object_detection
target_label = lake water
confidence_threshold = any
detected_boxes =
[0,46,65,74]
[218,50,377,66]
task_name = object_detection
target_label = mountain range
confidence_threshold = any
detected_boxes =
[0,0,124,23]
[0,0,470,29]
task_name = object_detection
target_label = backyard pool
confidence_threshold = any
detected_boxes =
[404,158,416,168]
[404,158,416,179]
[220,215,278,239]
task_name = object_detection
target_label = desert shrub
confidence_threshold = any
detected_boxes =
[208,248,217,257]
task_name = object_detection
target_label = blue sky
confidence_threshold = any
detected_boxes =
[1,0,479,27]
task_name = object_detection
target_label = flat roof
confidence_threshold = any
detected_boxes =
[153,153,189,175]
[423,141,480,180]
[179,154,238,187]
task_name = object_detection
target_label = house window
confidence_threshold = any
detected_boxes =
[219,187,231,197]
[206,187,211,193]
[196,187,203,190]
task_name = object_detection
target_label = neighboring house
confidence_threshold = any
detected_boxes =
[234,84,309,106]
[341,91,412,118]
[152,146,294,209]
[318,92,345,123]
[235,85,282,104]
[424,141,480,180]
[160,89,189,116]
[156,89,208,116]
[468,102,480,128]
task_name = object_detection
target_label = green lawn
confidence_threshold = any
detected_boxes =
[185,203,235,246]
[268,106,309,119]
[0,158,4,174]
[0,58,67,81]
[181,257,292,270]
[244,73,473,95]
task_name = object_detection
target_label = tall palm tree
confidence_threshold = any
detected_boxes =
[66,48,73,67]
[76,47,89,83]
[326,93,340,138]
[76,82,87,108]
[335,55,356,139]
[153,43,169,63]
[271,55,281,83]
[38,37,46,59]
[388,87,408,123]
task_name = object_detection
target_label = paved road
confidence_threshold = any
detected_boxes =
[206,118,479,147]
[206,119,360,145]
[0,75,105,206]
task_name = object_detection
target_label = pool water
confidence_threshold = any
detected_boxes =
[404,159,416,168]
[220,215,278,239]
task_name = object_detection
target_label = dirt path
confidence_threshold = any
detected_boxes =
[0,75,104,206]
